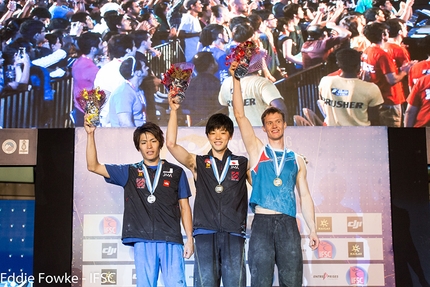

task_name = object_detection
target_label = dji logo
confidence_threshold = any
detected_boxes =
[102,243,118,259]
[347,217,363,232]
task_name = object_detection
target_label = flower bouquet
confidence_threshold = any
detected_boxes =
[226,41,266,79]
[76,87,106,126]
[161,62,195,104]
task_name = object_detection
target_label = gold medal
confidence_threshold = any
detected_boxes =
[215,185,224,193]
[273,178,282,187]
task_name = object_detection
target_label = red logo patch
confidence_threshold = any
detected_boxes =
[163,180,170,187]
[231,171,239,181]
[136,178,145,189]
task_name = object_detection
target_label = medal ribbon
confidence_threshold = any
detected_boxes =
[210,156,231,186]
[141,160,162,196]
[267,144,286,178]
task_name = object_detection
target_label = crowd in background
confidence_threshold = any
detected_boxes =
[0,0,429,127]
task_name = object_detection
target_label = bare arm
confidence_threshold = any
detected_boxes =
[404,104,418,127]
[296,155,319,250]
[283,39,303,65]
[179,198,194,258]
[84,116,109,178]
[229,62,263,165]
[166,95,198,178]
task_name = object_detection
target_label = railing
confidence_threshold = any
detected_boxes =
[275,63,327,126]
[1,40,326,129]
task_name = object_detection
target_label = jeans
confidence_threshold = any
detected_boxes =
[248,214,302,287]
[194,232,246,287]
[134,241,186,287]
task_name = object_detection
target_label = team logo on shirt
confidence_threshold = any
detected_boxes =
[163,168,173,177]
[231,171,239,181]
[137,169,143,177]
[331,88,349,96]
[163,180,170,187]
[205,158,211,168]
[136,178,146,189]
[230,160,239,169]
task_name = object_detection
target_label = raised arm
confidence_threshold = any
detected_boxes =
[179,198,194,258]
[295,155,319,250]
[229,62,263,164]
[166,94,198,178]
[84,115,109,178]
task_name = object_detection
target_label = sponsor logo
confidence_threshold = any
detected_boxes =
[102,243,118,259]
[312,272,339,280]
[136,178,146,189]
[230,160,239,169]
[348,242,364,258]
[100,269,116,285]
[2,139,17,154]
[19,140,29,154]
[347,266,368,285]
[347,217,363,232]
[316,217,332,232]
[315,240,336,259]
[163,168,173,177]
[205,158,211,168]
[99,216,120,235]
[132,269,137,285]
[331,88,349,96]
[231,171,239,181]
[163,180,170,187]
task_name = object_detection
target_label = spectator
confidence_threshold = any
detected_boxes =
[178,0,202,62]
[277,17,303,75]
[122,0,141,26]
[319,48,383,126]
[70,11,95,36]
[218,56,288,126]
[29,7,52,27]
[282,3,305,56]
[198,0,211,28]
[0,49,31,93]
[273,0,289,19]
[340,14,370,52]
[182,51,222,126]
[39,33,68,78]
[404,74,430,127]
[364,7,386,23]
[361,21,413,127]
[199,23,229,83]
[93,34,136,126]
[71,32,103,126]
[301,22,351,69]
[408,35,430,90]
[210,4,229,27]
[109,56,148,127]
[153,1,177,46]
[49,0,78,20]
[229,0,249,17]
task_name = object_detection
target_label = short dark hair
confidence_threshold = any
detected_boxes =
[19,19,44,40]
[283,3,301,18]
[229,16,250,32]
[386,18,405,38]
[119,56,143,79]
[107,34,134,59]
[71,12,90,23]
[30,7,51,19]
[363,22,388,44]
[193,51,216,73]
[205,113,234,136]
[232,23,254,43]
[133,122,165,151]
[261,106,285,125]
[336,48,361,74]
[77,32,102,55]
[199,23,224,47]
[122,0,137,12]
[364,7,381,23]
[130,30,150,48]
[45,33,61,47]
[248,13,262,32]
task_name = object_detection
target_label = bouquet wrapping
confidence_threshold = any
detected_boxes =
[162,62,195,104]
[76,87,106,126]
[226,41,265,79]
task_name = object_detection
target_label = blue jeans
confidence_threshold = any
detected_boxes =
[194,232,246,287]
[248,214,302,287]
[134,241,186,287]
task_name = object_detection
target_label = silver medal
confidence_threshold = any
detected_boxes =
[215,184,224,193]
[147,194,156,203]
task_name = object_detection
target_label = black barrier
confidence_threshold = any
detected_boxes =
[275,63,326,126]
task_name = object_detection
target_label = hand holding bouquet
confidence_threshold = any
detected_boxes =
[162,62,194,104]
[76,87,106,126]
[226,41,266,79]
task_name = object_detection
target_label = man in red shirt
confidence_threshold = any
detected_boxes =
[362,22,413,127]
[404,74,430,127]
[408,35,430,90]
